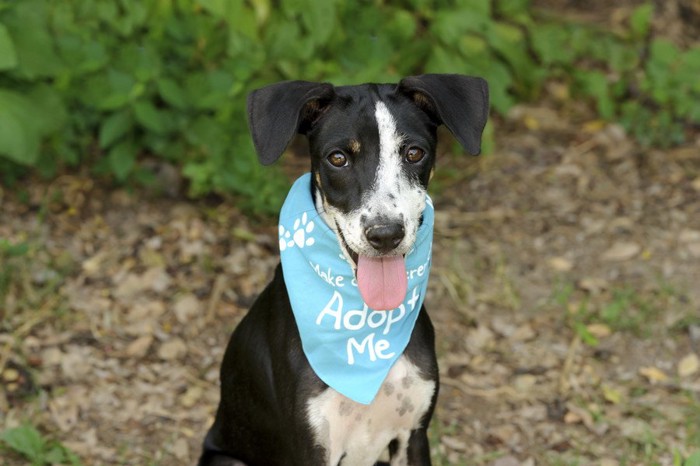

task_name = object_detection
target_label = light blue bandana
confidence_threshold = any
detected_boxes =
[278,173,434,405]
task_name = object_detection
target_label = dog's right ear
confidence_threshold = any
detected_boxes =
[247,81,335,165]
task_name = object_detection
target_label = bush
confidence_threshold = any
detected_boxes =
[0,0,698,213]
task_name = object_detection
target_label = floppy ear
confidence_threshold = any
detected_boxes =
[247,81,335,165]
[398,74,489,155]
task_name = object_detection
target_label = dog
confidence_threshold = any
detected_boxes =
[199,74,489,466]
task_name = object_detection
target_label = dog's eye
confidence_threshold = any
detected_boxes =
[405,147,426,163]
[327,152,348,168]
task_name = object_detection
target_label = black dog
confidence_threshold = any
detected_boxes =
[200,74,489,466]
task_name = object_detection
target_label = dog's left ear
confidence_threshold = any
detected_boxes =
[247,81,335,165]
[398,74,489,155]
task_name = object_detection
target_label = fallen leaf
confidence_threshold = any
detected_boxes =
[586,323,612,338]
[513,374,537,392]
[692,176,700,191]
[548,257,573,272]
[687,243,700,258]
[174,294,201,324]
[678,353,700,377]
[582,119,606,133]
[441,435,468,451]
[171,438,190,460]
[157,338,187,360]
[679,229,700,243]
[601,242,641,262]
[602,385,623,404]
[578,277,608,293]
[639,366,668,384]
[180,385,203,408]
[620,418,650,440]
[125,335,153,358]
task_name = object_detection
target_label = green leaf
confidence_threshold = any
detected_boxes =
[576,70,614,119]
[2,0,64,78]
[1,424,45,461]
[300,0,336,44]
[0,239,30,257]
[649,39,680,67]
[44,445,67,463]
[25,85,68,135]
[0,90,42,164]
[133,101,172,134]
[157,78,189,109]
[108,140,136,181]
[432,9,489,44]
[531,24,571,65]
[99,110,133,149]
[630,3,653,38]
[686,451,700,466]
[0,23,18,70]
[575,322,599,347]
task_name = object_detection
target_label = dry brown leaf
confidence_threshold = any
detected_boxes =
[125,335,153,358]
[586,323,612,338]
[441,435,468,451]
[602,385,623,404]
[687,243,700,258]
[678,353,700,377]
[639,366,669,384]
[601,242,641,262]
[578,277,608,293]
[171,437,190,461]
[180,385,203,408]
[548,257,573,272]
[158,338,187,360]
[513,374,537,392]
[174,294,201,324]
[692,176,700,191]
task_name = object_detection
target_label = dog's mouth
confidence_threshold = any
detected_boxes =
[337,229,408,311]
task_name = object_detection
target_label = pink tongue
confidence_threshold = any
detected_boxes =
[357,255,407,311]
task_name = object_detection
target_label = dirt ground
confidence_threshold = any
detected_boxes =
[1,87,699,466]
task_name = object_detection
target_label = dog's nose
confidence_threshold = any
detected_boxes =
[365,223,405,253]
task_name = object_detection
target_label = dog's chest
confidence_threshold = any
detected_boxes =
[306,356,435,466]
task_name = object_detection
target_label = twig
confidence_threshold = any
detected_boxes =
[558,333,582,397]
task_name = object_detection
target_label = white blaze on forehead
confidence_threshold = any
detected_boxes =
[366,102,426,242]
[373,101,404,201]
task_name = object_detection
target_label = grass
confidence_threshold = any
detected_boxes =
[551,277,695,343]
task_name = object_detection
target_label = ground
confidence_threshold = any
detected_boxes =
[1,88,699,465]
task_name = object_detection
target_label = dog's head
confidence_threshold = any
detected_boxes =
[247,74,488,307]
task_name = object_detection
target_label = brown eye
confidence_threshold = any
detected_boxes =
[405,147,425,163]
[327,152,348,167]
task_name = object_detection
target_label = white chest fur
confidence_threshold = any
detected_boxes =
[305,356,435,466]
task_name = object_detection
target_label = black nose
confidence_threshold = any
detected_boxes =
[365,223,405,253]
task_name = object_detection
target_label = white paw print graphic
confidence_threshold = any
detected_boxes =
[279,212,315,251]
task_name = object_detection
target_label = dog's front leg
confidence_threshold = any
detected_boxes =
[400,428,432,466]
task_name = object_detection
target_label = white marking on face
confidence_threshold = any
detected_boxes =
[305,356,435,465]
[320,101,427,262]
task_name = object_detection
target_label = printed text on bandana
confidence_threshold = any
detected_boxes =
[315,286,421,365]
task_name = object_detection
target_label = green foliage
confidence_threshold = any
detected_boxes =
[0,1,697,211]
[530,2,700,147]
[686,450,700,466]
[1,424,82,465]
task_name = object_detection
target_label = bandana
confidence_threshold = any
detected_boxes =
[278,173,434,405]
